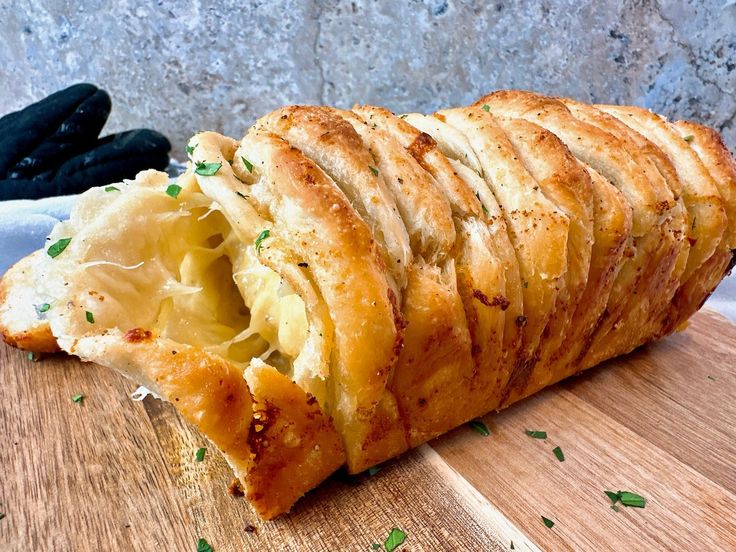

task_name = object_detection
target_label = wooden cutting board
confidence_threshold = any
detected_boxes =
[1,309,735,551]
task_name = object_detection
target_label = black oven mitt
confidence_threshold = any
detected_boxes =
[0,83,171,200]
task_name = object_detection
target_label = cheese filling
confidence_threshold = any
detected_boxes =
[41,170,308,378]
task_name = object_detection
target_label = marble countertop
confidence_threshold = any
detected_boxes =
[1,1,734,154]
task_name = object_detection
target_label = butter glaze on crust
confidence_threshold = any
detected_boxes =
[493,118,595,395]
[398,112,524,392]
[557,99,688,365]
[438,106,570,402]
[352,106,518,438]
[236,129,407,472]
[1,90,734,520]
[594,105,730,334]
[476,91,683,372]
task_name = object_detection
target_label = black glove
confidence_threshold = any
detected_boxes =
[0,83,171,200]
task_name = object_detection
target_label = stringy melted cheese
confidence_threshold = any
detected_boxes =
[42,170,307,376]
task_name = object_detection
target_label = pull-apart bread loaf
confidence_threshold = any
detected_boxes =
[2,90,735,519]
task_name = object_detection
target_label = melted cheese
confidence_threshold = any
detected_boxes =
[41,169,307,376]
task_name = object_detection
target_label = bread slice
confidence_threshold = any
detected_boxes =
[254,106,411,294]
[351,106,513,435]
[596,105,729,331]
[559,99,688,362]
[477,91,679,367]
[401,112,523,408]
[438,106,570,403]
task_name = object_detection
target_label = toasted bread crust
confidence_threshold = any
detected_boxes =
[0,251,59,353]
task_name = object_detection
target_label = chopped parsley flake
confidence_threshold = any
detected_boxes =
[384,527,406,552]
[72,394,84,403]
[469,419,491,436]
[27,351,37,361]
[85,311,95,324]
[194,161,222,176]
[47,238,72,258]
[186,144,197,155]
[166,184,182,198]
[683,135,694,143]
[371,544,381,550]
[196,538,213,552]
[255,229,270,253]
[525,429,547,439]
[241,156,254,173]
[482,104,491,112]
[552,446,565,462]
[367,465,381,476]
[37,303,51,314]
[196,447,206,462]
[541,516,555,529]
[369,165,379,177]
[619,491,646,508]
[104,185,119,192]
[605,490,646,509]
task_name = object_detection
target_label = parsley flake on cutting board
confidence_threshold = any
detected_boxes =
[384,527,407,551]
[196,537,213,552]
[605,490,646,509]
[469,419,491,436]
[524,429,547,439]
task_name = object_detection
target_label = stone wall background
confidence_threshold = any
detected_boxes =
[1,0,734,155]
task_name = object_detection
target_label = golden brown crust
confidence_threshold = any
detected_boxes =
[351,105,483,218]
[395,113,524,396]
[238,129,407,472]
[336,108,456,262]
[438,106,569,400]
[351,106,517,436]
[673,120,736,249]
[71,333,256,475]
[476,91,687,372]
[254,106,411,293]
[595,105,727,281]
[557,100,687,363]
[392,262,475,446]
[244,361,346,519]
[493,118,595,398]
[594,105,729,334]
[477,91,662,236]
[0,251,59,353]
[525,166,633,395]
[72,332,345,520]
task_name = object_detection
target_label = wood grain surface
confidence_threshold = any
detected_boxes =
[1,309,734,551]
